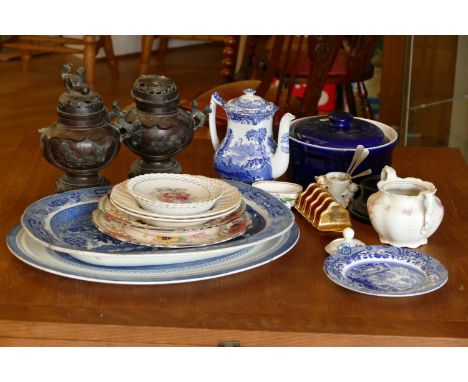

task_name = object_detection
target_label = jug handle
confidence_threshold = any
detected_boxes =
[380,166,398,181]
[421,191,435,235]
[209,92,225,150]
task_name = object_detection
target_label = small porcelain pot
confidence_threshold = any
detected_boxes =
[367,166,444,248]
[315,172,359,208]
[252,181,303,208]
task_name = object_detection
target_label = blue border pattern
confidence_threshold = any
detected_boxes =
[324,245,448,297]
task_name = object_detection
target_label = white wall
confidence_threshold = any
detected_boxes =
[448,36,468,162]
[100,36,202,57]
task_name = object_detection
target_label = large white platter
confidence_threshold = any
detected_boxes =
[7,225,299,285]
[20,182,295,266]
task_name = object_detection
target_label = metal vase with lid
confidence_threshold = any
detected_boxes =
[119,75,205,177]
[39,64,121,192]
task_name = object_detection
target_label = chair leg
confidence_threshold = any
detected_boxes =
[101,36,119,78]
[344,83,357,115]
[334,84,345,111]
[83,35,97,88]
[20,52,31,71]
[158,37,169,62]
[221,36,239,83]
[356,81,374,119]
[139,35,154,74]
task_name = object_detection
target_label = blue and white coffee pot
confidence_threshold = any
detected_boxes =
[209,89,295,183]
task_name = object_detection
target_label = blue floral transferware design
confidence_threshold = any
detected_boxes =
[324,245,448,297]
[20,181,295,264]
[7,224,299,284]
[209,89,295,183]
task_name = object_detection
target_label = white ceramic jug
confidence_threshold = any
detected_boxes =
[209,89,295,183]
[367,166,444,248]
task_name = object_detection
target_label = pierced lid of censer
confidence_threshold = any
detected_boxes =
[57,64,106,120]
[131,75,180,113]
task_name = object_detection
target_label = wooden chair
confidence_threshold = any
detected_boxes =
[139,35,241,82]
[185,35,343,128]
[326,36,378,119]
[1,35,118,88]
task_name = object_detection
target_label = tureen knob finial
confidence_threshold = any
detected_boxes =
[243,88,256,96]
[343,227,355,242]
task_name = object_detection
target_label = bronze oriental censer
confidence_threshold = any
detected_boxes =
[40,64,121,192]
[119,75,205,177]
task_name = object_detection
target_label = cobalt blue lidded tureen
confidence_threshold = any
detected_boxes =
[289,111,398,187]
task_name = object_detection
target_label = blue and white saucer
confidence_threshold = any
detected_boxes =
[324,245,448,297]
[7,224,299,285]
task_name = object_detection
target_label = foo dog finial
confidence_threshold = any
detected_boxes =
[61,63,90,94]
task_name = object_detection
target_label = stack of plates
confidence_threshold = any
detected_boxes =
[97,175,251,248]
[7,179,299,284]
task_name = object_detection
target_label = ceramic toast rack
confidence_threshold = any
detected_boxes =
[295,183,352,232]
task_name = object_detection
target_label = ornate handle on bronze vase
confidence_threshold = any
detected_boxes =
[105,101,123,134]
[191,100,206,130]
[116,111,142,142]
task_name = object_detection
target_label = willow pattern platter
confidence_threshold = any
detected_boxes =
[20,182,295,266]
[7,225,299,284]
[324,245,448,297]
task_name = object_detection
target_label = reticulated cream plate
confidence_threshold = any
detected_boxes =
[99,194,246,231]
[111,177,241,220]
[127,173,224,215]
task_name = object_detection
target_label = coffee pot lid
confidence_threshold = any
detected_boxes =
[57,64,104,117]
[224,89,278,116]
[290,111,386,148]
[131,75,179,107]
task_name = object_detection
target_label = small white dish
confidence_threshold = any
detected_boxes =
[252,181,303,208]
[127,173,223,216]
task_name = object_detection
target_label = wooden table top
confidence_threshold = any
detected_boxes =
[1,131,467,346]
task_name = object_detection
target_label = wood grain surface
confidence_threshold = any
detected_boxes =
[0,131,467,346]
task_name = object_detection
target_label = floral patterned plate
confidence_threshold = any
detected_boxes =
[7,224,299,284]
[92,208,251,248]
[98,194,246,232]
[324,245,448,297]
[127,174,225,216]
[111,177,242,220]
